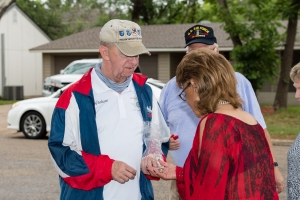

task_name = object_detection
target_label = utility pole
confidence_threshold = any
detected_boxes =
[1,34,5,97]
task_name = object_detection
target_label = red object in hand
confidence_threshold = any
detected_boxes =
[171,134,179,140]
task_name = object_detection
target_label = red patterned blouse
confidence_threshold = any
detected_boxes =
[176,113,279,200]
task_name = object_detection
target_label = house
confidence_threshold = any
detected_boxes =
[0,3,51,98]
[31,21,300,105]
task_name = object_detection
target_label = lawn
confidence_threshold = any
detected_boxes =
[0,100,17,105]
[0,99,299,139]
[262,106,300,140]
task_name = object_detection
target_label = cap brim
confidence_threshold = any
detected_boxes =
[115,42,151,56]
[185,38,215,47]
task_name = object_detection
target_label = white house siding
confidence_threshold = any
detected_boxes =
[0,5,51,97]
[158,53,171,83]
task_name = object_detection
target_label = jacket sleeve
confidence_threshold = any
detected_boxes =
[48,90,114,190]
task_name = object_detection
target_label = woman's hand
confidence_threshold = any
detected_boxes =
[148,159,177,180]
[141,155,161,177]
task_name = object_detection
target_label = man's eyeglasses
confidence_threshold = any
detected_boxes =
[179,82,191,101]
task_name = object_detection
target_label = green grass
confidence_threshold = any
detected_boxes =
[0,99,298,139]
[0,100,17,105]
[263,106,300,140]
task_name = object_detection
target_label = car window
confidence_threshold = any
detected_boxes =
[63,63,97,74]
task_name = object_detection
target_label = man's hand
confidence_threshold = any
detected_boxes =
[112,161,136,184]
[274,167,284,193]
[149,159,176,180]
[169,134,180,150]
[140,155,162,177]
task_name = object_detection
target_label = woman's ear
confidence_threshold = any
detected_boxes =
[190,78,196,88]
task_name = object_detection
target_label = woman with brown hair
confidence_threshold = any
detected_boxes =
[146,48,279,200]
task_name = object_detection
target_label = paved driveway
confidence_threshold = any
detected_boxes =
[0,104,290,199]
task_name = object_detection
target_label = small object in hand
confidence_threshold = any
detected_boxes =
[150,154,164,173]
[158,167,164,173]
[171,134,179,140]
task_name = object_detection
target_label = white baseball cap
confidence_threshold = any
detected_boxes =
[100,19,150,56]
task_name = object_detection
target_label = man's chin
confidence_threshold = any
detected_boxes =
[125,69,135,75]
[122,72,134,78]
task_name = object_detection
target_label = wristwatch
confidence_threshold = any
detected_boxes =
[274,162,279,167]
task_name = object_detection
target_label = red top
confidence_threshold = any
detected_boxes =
[176,113,279,200]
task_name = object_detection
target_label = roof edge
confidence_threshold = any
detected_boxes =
[30,45,300,54]
[5,3,52,41]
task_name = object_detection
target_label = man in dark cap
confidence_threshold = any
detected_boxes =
[159,24,284,200]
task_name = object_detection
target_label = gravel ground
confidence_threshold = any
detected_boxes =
[0,104,290,199]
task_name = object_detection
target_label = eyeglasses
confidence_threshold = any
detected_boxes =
[179,82,191,101]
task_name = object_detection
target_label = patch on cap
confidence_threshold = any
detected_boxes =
[100,19,150,56]
[184,25,217,47]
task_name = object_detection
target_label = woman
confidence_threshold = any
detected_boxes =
[287,62,300,200]
[146,48,279,199]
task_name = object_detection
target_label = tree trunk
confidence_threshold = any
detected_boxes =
[181,0,194,24]
[131,0,143,23]
[273,0,300,110]
[0,0,15,20]
[217,0,242,47]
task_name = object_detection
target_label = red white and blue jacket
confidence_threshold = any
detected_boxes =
[48,68,169,200]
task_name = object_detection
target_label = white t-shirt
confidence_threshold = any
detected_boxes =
[92,70,143,200]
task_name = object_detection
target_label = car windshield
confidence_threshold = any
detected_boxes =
[62,62,98,74]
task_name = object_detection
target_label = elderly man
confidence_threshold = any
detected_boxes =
[48,19,169,200]
[160,24,284,200]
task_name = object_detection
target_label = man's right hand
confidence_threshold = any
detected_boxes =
[112,161,136,184]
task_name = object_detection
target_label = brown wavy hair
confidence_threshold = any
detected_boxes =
[176,48,242,116]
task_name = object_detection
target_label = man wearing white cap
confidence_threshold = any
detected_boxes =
[48,19,169,200]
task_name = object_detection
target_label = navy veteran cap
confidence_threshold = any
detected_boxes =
[184,25,217,47]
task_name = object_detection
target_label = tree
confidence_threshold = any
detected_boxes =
[16,0,67,40]
[273,0,300,110]
[131,0,143,22]
[205,0,282,92]
[0,0,16,20]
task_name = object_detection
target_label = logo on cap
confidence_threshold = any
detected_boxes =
[187,26,210,39]
[126,27,140,37]
[184,24,217,47]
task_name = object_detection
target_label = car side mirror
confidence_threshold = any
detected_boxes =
[60,69,64,74]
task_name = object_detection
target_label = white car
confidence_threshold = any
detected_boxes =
[7,79,165,139]
[42,59,102,96]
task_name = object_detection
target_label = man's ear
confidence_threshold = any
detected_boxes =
[213,43,219,53]
[99,46,109,60]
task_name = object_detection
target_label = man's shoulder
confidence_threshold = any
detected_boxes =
[235,71,246,80]
[234,72,251,85]
[164,76,177,89]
